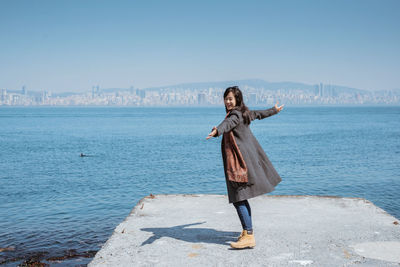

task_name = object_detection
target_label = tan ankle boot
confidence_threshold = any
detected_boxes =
[230,230,256,249]
[236,230,246,241]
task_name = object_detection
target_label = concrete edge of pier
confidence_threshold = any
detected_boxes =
[89,194,400,266]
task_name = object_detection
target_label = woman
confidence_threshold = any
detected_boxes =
[206,86,284,249]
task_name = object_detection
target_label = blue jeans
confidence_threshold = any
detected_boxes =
[233,200,253,232]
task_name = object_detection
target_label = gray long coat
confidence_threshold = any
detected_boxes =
[216,107,282,204]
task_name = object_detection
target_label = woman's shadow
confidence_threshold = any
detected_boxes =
[140,222,238,246]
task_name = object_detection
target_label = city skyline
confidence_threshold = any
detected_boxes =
[1,0,399,92]
[0,77,393,96]
[1,79,398,106]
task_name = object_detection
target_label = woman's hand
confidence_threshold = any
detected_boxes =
[206,127,218,140]
[275,101,284,113]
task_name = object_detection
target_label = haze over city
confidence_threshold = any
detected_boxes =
[1,0,399,93]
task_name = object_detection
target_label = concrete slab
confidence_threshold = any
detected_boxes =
[89,194,400,266]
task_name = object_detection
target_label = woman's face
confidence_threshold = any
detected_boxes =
[224,91,237,111]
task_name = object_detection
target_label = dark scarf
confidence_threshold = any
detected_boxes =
[223,111,248,183]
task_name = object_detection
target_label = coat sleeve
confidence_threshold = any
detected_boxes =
[250,106,278,121]
[215,110,240,137]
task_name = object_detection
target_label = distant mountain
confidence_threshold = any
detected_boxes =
[143,79,370,94]
[4,79,378,96]
[53,88,132,97]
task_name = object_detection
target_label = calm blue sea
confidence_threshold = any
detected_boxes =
[0,106,399,265]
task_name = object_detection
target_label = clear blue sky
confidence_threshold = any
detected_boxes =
[1,0,399,92]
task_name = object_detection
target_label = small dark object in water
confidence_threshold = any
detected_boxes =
[80,153,87,157]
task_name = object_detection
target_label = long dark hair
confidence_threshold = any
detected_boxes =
[224,86,251,125]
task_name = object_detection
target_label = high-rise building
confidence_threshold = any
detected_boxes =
[314,83,325,97]
[198,93,207,105]
[1,89,6,102]
[92,85,100,98]
[319,83,324,97]
[136,89,146,99]
[314,85,319,96]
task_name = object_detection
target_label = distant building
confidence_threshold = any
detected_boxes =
[320,83,324,97]
[324,84,336,98]
[314,83,326,97]
[92,85,100,98]
[136,89,146,99]
[1,89,6,102]
[12,94,20,105]
[198,93,207,105]
[314,85,319,96]
[249,93,257,105]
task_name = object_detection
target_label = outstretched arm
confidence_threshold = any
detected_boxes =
[206,110,240,139]
[250,101,284,121]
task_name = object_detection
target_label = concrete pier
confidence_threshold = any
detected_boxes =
[89,194,400,266]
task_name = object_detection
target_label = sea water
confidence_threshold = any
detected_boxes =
[0,106,399,265]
